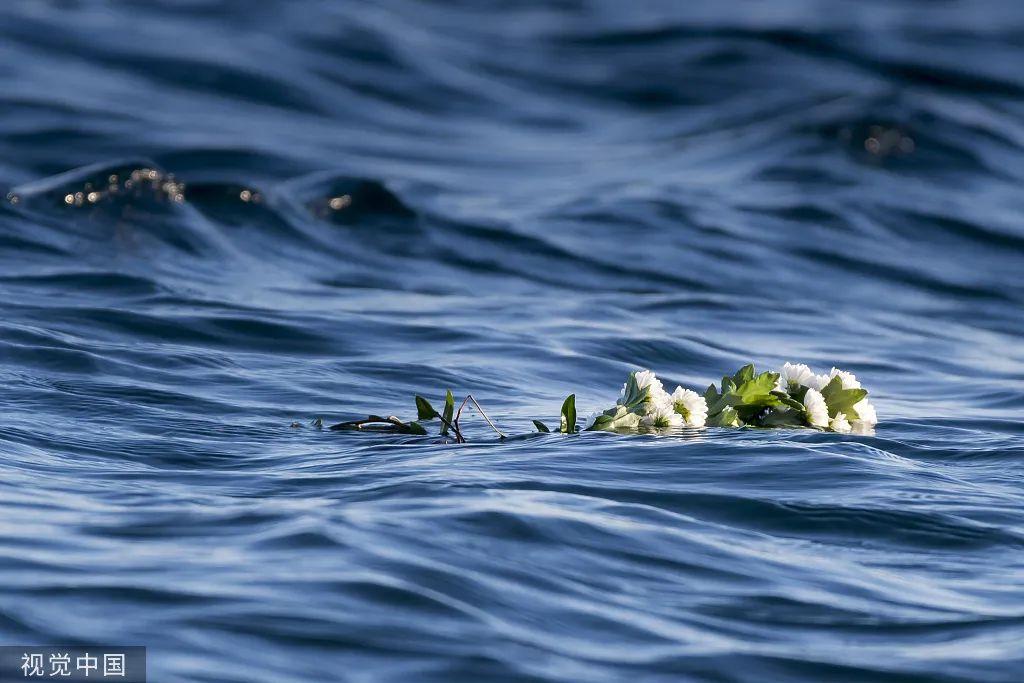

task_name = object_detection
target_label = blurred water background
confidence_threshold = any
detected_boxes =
[1,1,1023,681]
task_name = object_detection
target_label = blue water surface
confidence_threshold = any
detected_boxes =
[1,1,1023,681]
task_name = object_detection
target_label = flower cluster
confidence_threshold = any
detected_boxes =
[702,362,877,433]
[774,362,877,434]
[583,369,708,432]
[579,363,876,434]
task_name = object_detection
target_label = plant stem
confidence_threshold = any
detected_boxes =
[435,413,465,443]
[454,394,507,439]
[329,415,408,432]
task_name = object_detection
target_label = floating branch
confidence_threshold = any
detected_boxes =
[329,414,427,435]
[321,363,878,442]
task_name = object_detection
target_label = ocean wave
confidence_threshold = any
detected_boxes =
[2,1,1024,682]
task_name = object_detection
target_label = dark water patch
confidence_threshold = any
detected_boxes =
[154,147,315,184]
[795,246,1020,304]
[301,177,417,228]
[0,271,163,296]
[0,230,67,257]
[10,306,344,355]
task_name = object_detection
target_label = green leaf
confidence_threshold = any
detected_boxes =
[732,364,755,386]
[709,391,743,416]
[771,391,806,412]
[559,394,577,434]
[533,420,550,433]
[620,373,650,411]
[734,371,779,405]
[415,395,437,421]
[440,389,455,435]
[760,408,806,427]
[621,373,639,406]
[703,383,720,406]
[820,376,868,419]
[585,405,626,432]
[407,421,428,435]
[707,406,742,427]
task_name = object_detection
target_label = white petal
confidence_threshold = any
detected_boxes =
[829,367,861,390]
[802,388,829,428]
[671,386,708,427]
[853,398,877,426]
[780,362,823,390]
[830,411,852,434]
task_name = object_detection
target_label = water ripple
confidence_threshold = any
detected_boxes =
[2,1,1023,682]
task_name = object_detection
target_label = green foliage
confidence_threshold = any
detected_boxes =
[415,395,437,421]
[440,389,455,435]
[708,405,742,427]
[735,371,780,405]
[585,404,640,432]
[533,420,550,433]
[732,364,755,386]
[560,394,577,434]
[585,407,619,432]
[618,373,651,412]
[582,370,663,432]
[705,364,807,429]
[819,375,867,419]
[407,421,428,435]
[760,408,804,427]
[771,391,806,412]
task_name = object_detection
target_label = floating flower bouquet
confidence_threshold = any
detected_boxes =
[327,363,877,441]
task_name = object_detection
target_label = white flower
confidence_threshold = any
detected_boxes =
[829,411,852,434]
[828,367,861,389]
[671,386,707,427]
[622,369,663,395]
[779,362,826,391]
[641,400,683,429]
[618,369,666,406]
[633,369,662,392]
[850,398,877,434]
[647,384,672,409]
[802,388,829,428]
[854,398,876,424]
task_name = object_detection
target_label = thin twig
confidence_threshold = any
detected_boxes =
[454,394,506,440]
[329,415,409,432]
[454,397,468,436]
[435,413,464,443]
[468,395,507,439]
